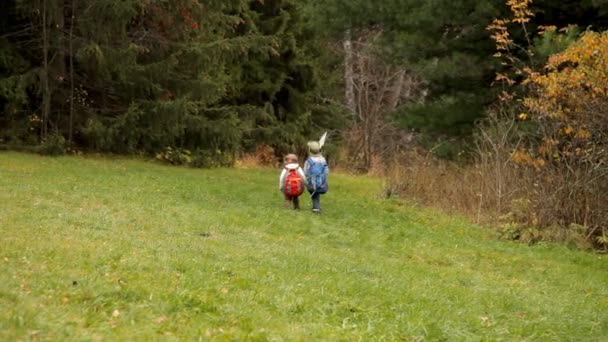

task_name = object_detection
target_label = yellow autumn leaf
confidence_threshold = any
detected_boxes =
[576,129,592,139]
[511,149,535,166]
[533,158,546,169]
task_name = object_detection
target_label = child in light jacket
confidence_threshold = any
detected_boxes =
[279,154,307,210]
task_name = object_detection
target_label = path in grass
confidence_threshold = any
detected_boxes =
[0,152,606,340]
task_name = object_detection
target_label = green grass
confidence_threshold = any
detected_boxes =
[0,152,606,341]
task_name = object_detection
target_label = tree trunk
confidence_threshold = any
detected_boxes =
[40,0,66,141]
[51,0,65,133]
[68,0,75,144]
[387,70,405,111]
[343,29,356,120]
[51,0,65,78]
[41,0,50,140]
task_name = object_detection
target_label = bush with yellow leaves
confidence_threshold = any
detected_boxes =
[485,1,607,249]
[522,31,607,242]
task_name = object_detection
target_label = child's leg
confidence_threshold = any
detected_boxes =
[311,193,321,212]
[284,194,292,208]
[293,196,300,210]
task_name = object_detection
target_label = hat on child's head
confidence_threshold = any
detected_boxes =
[284,153,298,163]
[307,141,321,155]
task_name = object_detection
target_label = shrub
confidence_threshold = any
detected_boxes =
[517,30,608,247]
[190,149,235,168]
[39,133,66,156]
[155,147,192,166]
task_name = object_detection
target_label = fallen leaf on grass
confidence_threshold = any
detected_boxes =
[480,316,493,327]
[154,316,168,324]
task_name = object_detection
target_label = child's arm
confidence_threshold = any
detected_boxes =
[279,169,287,190]
[297,167,307,184]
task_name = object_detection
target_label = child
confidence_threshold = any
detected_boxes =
[304,141,329,213]
[279,154,307,210]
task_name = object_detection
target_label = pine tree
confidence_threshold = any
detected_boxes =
[1,0,326,164]
[73,0,260,157]
[0,0,64,144]
[222,0,319,156]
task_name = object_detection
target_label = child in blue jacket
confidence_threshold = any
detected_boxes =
[304,141,329,213]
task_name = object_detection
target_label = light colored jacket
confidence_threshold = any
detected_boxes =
[279,163,307,191]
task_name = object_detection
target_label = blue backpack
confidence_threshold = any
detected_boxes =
[307,158,328,194]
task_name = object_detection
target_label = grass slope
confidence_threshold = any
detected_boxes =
[0,152,606,341]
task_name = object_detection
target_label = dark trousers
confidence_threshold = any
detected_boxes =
[311,192,321,210]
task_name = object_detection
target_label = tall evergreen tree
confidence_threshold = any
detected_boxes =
[1,0,323,164]
[222,0,318,156]
[74,0,272,157]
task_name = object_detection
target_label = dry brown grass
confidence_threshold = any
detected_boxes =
[382,116,607,250]
[383,151,499,223]
[235,144,279,169]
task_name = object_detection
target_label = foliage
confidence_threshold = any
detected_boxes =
[155,146,192,166]
[39,132,66,156]
[0,0,325,163]
[308,0,503,138]
[3,0,608,163]
[304,0,608,157]
[482,0,608,247]
[524,31,608,128]
[519,30,608,238]
[339,29,422,171]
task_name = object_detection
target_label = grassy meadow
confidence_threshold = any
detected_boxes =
[0,152,606,341]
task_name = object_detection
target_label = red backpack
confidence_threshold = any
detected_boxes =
[284,168,304,197]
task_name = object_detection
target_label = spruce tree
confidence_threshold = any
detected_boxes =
[222,0,319,157]
[1,0,324,163]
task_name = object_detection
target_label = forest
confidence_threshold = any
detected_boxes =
[1,0,607,249]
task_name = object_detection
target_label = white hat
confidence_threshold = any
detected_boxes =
[308,141,321,154]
